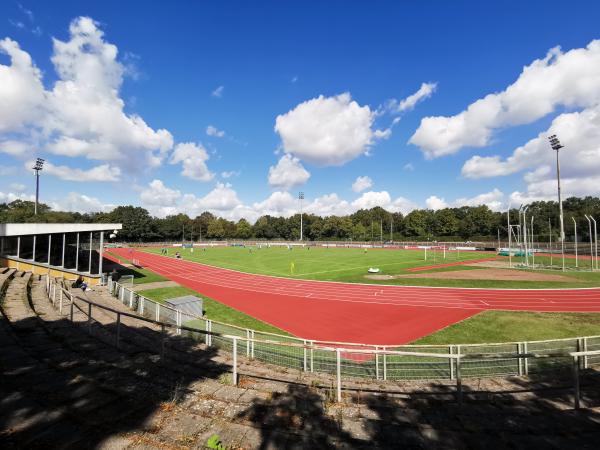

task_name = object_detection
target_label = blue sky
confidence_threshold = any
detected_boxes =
[1,1,600,221]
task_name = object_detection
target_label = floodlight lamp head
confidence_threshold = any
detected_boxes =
[33,158,45,171]
[298,192,304,200]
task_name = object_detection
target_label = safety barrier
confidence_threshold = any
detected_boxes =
[46,276,600,407]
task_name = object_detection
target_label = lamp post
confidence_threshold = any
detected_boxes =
[591,216,598,270]
[298,192,304,241]
[548,135,566,271]
[32,158,44,215]
[572,217,578,268]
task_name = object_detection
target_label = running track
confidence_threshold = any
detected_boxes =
[109,249,600,345]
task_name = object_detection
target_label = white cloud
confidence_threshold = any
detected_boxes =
[351,190,418,215]
[0,166,17,176]
[305,193,352,217]
[206,125,225,137]
[211,85,224,97]
[140,179,181,206]
[274,93,389,166]
[454,189,504,212]
[50,191,115,213]
[403,163,415,172]
[411,40,600,158]
[170,142,214,181]
[425,195,448,210]
[27,160,121,182]
[252,191,297,218]
[0,190,34,203]
[0,17,174,171]
[351,176,373,193]
[0,139,32,156]
[268,154,310,190]
[9,183,26,192]
[387,82,437,113]
[221,170,240,179]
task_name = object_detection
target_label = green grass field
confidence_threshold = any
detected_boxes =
[135,285,289,336]
[141,245,600,288]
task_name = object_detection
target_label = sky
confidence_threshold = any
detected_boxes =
[1,1,600,222]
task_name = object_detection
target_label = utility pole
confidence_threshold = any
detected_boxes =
[390,215,393,242]
[380,220,383,244]
[298,192,304,241]
[32,158,45,215]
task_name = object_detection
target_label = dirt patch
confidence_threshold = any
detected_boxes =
[375,268,578,282]
[364,266,579,282]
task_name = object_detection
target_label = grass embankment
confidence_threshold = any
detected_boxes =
[414,310,600,345]
[105,250,167,284]
[136,286,290,336]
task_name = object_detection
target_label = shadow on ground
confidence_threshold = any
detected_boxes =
[0,309,229,449]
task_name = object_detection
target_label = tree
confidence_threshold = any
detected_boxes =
[235,219,253,239]
[206,219,225,239]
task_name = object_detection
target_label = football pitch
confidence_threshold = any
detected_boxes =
[143,245,490,283]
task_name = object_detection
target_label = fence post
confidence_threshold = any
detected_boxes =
[523,342,529,375]
[456,353,463,406]
[156,303,160,322]
[517,343,523,376]
[310,341,314,372]
[70,299,74,322]
[205,320,211,346]
[246,329,250,357]
[303,340,307,371]
[232,337,238,386]
[375,346,380,380]
[573,355,581,410]
[449,345,455,380]
[336,348,342,403]
[251,330,255,359]
[87,303,92,334]
[383,346,387,381]
[140,297,144,315]
[129,289,134,308]
[116,312,121,349]
[583,338,588,369]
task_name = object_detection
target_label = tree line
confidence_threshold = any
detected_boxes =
[1,197,599,242]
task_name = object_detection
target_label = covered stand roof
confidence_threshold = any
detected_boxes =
[0,223,122,237]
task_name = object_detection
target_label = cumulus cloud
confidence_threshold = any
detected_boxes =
[268,154,310,189]
[351,176,373,193]
[0,17,174,171]
[140,179,181,206]
[50,191,115,213]
[170,142,214,181]
[27,160,121,182]
[0,190,35,203]
[425,195,448,210]
[411,40,600,158]
[351,191,418,215]
[206,125,225,137]
[274,93,389,166]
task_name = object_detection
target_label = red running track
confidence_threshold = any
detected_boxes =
[110,249,600,345]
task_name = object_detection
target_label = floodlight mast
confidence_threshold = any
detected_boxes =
[32,158,45,215]
[298,192,304,241]
[585,215,593,271]
[548,135,565,271]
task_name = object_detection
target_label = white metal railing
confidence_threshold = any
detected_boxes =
[44,276,600,406]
